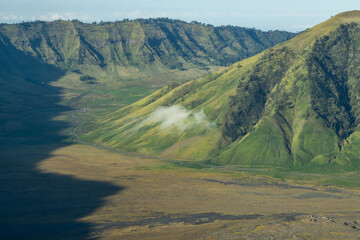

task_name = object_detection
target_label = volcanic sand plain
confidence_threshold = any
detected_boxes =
[2,143,360,239]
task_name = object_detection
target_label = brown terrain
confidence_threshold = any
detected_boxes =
[2,143,360,239]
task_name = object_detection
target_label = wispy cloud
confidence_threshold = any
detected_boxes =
[0,12,93,22]
[142,106,212,131]
[126,10,169,19]
[39,12,92,21]
[1,14,25,21]
[113,10,170,20]
[201,11,327,18]
[110,10,327,22]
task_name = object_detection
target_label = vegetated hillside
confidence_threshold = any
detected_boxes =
[0,18,295,85]
[81,11,360,170]
[0,18,296,143]
[0,32,69,145]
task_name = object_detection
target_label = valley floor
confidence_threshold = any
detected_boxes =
[2,143,360,239]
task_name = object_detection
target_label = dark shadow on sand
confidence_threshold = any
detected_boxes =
[0,34,122,240]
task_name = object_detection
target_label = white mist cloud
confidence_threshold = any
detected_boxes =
[39,12,92,21]
[2,14,25,21]
[142,106,211,131]
[118,10,168,19]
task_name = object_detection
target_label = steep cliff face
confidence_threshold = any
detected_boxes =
[0,19,295,83]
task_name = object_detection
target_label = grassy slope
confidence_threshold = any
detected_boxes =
[0,19,296,140]
[0,33,70,145]
[219,12,360,169]
[0,19,295,86]
[82,11,360,171]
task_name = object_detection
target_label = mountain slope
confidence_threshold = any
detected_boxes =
[0,19,296,142]
[81,11,360,169]
[0,19,295,85]
[0,32,69,145]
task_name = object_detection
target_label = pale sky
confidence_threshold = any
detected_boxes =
[1,0,359,32]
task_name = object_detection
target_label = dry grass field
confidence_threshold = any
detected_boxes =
[2,143,360,239]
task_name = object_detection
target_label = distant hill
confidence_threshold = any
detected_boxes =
[82,11,360,170]
[0,18,295,145]
[0,19,295,85]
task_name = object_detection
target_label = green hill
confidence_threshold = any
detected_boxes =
[0,18,295,143]
[0,33,68,145]
[81,11,360,170]
[0,19,295,86]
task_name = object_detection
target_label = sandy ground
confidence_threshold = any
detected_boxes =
[1,144,360,239]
